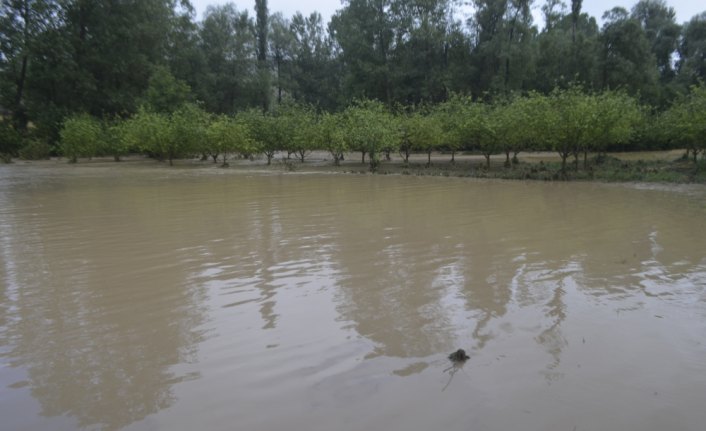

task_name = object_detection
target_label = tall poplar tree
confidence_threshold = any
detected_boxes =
[255,0,269,111]
[0,0,59,130]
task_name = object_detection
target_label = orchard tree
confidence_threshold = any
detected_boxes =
[435,95,475,163]
[318,112,347,166]
[120,109,172,163]
[207,115,254,166]
[291,105,318,163]
[240,109,276,164]
[59,113,103,163]
[499,93,548,166]
[170,103,209,161]
[662,84,706,162]
[543,87,594,172]
[344,100,395,172]
[586,91,642,163]
[396,112,414,163]
[408,110,444,167]
[463,102,499,170]
[103,119,131,162]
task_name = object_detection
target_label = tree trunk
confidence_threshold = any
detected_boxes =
[400,149,410,163]
[427,151,432,167]
[369,152,378,172]
[561,153,568,173]
[275,55,283,105]
[13,55,28,130]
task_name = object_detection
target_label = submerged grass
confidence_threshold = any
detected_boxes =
[364,154,706,184]
[26,150,706,185]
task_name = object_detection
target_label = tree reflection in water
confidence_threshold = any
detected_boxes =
[0,178,208,430]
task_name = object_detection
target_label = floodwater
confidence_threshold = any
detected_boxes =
[1,163,705,431]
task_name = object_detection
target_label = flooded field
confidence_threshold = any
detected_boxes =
[1,163,705,431]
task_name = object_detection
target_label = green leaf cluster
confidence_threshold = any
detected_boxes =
[59,114,103,163]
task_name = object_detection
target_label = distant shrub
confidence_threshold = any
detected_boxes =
[60,114,103,163]
[0,121,22,162]
[19,139,52,160]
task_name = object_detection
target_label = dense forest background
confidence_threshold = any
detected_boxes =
[1,0,705,157]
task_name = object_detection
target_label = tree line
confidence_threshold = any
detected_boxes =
[48,85,706,173]
[1,0,706,162]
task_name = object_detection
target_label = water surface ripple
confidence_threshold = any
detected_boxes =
[1,165,705,431]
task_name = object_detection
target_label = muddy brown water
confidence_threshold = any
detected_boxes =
[1,163,705,431]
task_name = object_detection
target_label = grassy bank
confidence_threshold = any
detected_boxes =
[294,150,706,184]
[7,150,706,184]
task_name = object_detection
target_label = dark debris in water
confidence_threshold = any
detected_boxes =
[448,349,470,363]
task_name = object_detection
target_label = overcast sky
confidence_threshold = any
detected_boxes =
[189,0,704,27]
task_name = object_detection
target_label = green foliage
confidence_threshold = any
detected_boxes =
[396,113,414,163]
[471,0,536,94]
[599,9,659,101]
[631,0,681,84]
[289,12,339,110]
[343,100,396,171]
[18,139,52,160]
[542,87,596,171]
[290,104,318,162]
[143,66,193,114]
[120,108,173,163]
[103,120,130,161]
[408,110,444,166]
[317,112,347,165]
[255,0,270,112]
[59,113,103,162]
[239,109,268,163]
[434,95,474,162]
[590,91,642,154]
[171,103,210,160]
[118,104,209,165]
[0,0,60,131]
[0,121,22,162]
[661,83,706,162]
[461,102,499,169]
[198,3,258,114]
[678,13,706,87]
[4,0,706,166]
[206,115,255,166]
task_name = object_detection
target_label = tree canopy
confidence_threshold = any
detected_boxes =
[1,0,705,162]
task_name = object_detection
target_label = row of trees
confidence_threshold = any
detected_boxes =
[1,0,706,147]
[55,86,706,173]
